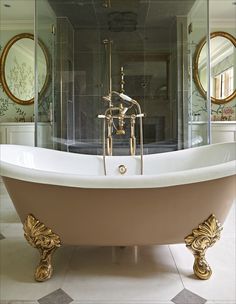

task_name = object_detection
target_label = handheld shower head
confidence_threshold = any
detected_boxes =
[111,91,135,104]
[118,93,133,102]
[102,91,137,107]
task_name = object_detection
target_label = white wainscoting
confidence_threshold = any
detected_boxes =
[0,122,52,147]
[211,121,236,143]
[189,121,236,147]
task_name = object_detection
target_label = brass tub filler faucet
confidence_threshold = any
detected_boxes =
[98,91,145,175]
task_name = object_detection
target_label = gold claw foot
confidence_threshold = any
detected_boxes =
[35,262,53,282]
[193,255,212,280]
[184,214,223,280]
[23,214,61,282]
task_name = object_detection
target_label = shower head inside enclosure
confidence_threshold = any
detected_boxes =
[108,12,137,32]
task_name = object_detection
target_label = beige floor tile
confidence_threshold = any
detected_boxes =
[0,227,74,301]
[62,245,183,301]
[170,238,236,301]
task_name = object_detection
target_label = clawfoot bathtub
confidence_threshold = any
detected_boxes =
[0,142,235,282]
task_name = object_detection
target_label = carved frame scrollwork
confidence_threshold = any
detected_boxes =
[0,33,49,105]
[193,31,236,105]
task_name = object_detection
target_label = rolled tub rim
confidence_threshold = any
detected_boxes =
[0,142,235,189]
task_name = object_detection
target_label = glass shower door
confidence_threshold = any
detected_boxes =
[188,0,211,147]
[35,0,56,149]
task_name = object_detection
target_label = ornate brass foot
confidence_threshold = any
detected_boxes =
[184,214,222,280]
[23,214,61,282]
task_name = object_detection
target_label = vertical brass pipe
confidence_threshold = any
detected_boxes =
[130,115,136,156]
[107,117,113,156]
[139,115,144,175]
[134,102,144,175]
[103,118,107,175]
[103,39,113,107]
[108,40,112,105]
[120,66,125,93]
[106,136,113,156]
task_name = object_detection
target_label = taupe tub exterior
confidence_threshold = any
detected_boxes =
[0,142,235,281]
[2,175,235,246]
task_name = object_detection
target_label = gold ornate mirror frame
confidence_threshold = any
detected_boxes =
[0,33,49,105]
[193,31,236,105]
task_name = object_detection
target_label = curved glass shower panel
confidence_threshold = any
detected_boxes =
[35,0,56,149]
[188,0,211,147]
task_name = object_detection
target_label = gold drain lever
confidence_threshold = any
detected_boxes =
[118,165,127,175]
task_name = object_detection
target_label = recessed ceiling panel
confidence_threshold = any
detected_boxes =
[48,0,196,29]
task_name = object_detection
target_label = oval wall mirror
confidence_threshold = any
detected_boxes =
[193,31,236,104]
[0,33,49,105]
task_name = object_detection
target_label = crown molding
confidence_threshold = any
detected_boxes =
[0,20,34,31]
[210,19,236,29]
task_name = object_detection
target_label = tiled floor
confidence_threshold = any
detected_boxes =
[0,180,235,304]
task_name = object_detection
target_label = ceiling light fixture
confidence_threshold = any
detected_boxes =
[4,4,11,7]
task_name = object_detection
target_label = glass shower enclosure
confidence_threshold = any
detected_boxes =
[35,0,211,154]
